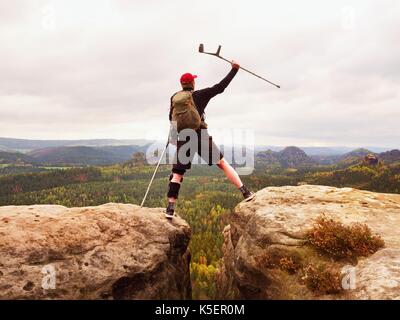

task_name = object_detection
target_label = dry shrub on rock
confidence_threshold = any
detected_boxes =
[306,215,384,259]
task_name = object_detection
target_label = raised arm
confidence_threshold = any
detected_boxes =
[196,61,240,101]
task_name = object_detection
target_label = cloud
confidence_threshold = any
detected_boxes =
[0,0,399,147]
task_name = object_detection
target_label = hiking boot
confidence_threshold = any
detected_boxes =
[239,185,255,202]
[165,202,176,219]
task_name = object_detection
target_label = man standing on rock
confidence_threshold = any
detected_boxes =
[165,61,255,219]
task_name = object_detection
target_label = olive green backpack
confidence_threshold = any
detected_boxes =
[171,91,201,132]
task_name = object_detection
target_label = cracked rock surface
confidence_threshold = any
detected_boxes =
[0,203,191,299]
[217,185,400,300]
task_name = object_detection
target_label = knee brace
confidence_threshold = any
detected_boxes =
[167,182,181,199]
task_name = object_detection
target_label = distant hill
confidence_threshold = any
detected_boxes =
[25,144,151,165]
[1,136,397,167]
[256,150,280,165]
[337,148,374,167]
[0,151,34,164]
[256,146,315,168]
[308,154,341,165]
[255,146,392,156]
[0,137,153,153]
[309,148,400,167]
[96,145,149,159]
[342,148,373,158]
[378,150,400,164]
[27,146,122,165]
[256,147,400,168]
[278,146,315,167]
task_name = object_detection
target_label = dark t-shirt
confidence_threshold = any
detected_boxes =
[169,68,238,123]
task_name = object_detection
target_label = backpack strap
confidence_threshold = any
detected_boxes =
[188,90,205,119]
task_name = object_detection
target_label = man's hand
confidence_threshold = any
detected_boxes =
[231,60,240,70]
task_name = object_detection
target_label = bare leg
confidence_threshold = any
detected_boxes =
[217,158,243,188]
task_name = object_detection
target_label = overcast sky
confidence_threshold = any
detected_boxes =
[0,0,399,147]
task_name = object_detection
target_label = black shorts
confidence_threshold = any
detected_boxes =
[172,129,223,173]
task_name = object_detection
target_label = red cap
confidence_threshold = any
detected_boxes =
[180,73,197,84]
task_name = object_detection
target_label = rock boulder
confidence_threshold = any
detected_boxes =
[218,185,400,300]
[0,203,191,299]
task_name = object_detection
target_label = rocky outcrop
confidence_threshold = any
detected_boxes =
[218,185,400,300]
[0,203,191,300]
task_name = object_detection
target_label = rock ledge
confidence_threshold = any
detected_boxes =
[218,185,400,300]
[0,203,191,300]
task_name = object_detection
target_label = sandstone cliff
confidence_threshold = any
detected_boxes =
[0,203,191,299]
[218,185,400,300]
